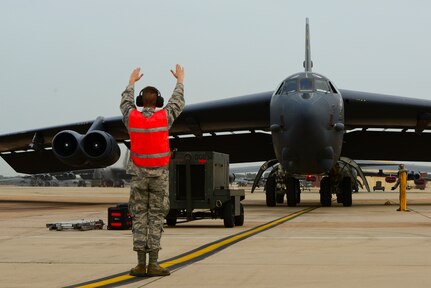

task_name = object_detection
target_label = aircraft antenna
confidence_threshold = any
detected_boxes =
[304,18,313,72]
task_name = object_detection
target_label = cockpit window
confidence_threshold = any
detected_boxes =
[278,77,334,95]
[315,79,330,93]
[299,78,313,91]
[282,79,297,94]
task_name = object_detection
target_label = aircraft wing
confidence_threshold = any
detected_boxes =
[169,91,275,162]
[0,92,273,174]
[342,89,431,130]
[0,118,129,153]
[341,89,431,161]
[176,89,431,163]
[3,87,431,175]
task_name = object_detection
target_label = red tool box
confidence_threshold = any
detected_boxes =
[107,203,132,230]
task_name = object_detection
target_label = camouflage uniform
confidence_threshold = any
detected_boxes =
[120,82,184,252]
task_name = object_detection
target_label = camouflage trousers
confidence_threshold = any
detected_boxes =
[128,170,170,252]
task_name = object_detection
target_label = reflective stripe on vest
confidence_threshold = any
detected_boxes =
[128,109,170,167]
[130,151,171,159]
[129,127,169,133]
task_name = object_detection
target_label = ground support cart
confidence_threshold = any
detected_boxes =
[166,151,245,228]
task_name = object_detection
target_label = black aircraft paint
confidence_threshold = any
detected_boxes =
[270,19,344,175]
[2,18,431,206]
[270,72,344,175]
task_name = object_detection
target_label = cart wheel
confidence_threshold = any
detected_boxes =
[234,203,244,226]
[166,217,177,227]
[166,209,178,227]
[223,201,235,228]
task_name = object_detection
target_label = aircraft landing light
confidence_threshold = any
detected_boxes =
[66,207,316,288]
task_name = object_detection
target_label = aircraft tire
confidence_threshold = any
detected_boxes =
[223,201,235,228]
[105,180,114,187]
[166,210,178,227]
[166,217,177,227]
[320,177,332,207]
[234,203,244,226]
[276,193,284,204]
[341,177,352,207]
[296,179,301,204]
[265,175,276,207]
[287,177,297,207]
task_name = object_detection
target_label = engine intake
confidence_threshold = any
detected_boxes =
[81,131,120,165]
[52,129,120,168]
[407,171,420,181]
[52,130,86,166]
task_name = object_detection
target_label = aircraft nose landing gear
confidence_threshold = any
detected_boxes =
[320,175,353,207]
[320,177,332,206]
[286,177,301,207]
[264,169,301,207]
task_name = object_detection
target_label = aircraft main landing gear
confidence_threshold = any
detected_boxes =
[265,175,276,207]
[320,177,332,207]
[321,175,353,207]
[340,177,352,207]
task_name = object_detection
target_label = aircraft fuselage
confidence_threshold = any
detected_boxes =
[270,72,345,175]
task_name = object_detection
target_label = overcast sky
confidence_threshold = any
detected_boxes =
[1,0,431,176]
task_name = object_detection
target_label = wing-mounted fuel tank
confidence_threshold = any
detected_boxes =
[52,116,120,167]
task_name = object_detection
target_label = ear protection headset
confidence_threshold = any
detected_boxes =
[136,86,164,108]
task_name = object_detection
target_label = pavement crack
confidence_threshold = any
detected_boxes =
[409,207,431,221]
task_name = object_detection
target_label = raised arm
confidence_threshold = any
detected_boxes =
[170,64,184,84]
[166,65,185,128]
[120,67,144,126]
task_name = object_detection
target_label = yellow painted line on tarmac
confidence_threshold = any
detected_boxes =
[161,207,315,268]
[74,274,135,288]
[69,207,316,288]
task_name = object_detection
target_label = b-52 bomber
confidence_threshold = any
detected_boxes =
[2,19,431,207]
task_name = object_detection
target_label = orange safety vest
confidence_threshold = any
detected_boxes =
[128,109,170,167]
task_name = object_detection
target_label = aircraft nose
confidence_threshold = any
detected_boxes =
[282,140,334,174]
[281,94,335,173]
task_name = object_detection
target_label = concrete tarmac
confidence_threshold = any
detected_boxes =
[1,186,431,288]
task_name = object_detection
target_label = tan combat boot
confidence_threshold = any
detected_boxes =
[147,264,170,276]
[130,264,147,277]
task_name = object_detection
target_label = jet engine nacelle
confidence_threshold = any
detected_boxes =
[34,174,52,181]
[407,171,420,181]
[52,130,86,166]
[81,131,120,165]
[52,130,120,168]
[66,172,76,179]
